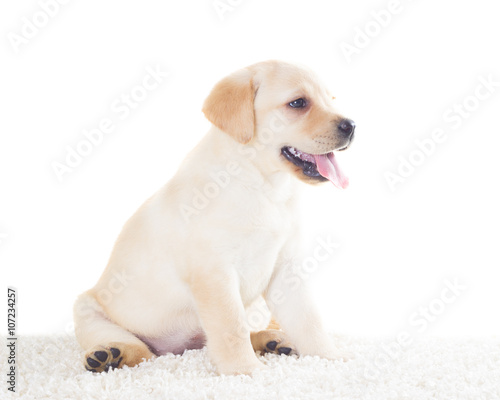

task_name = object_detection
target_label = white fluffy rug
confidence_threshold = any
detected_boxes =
[2,334,499,399]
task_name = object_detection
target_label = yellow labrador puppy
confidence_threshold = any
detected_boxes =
[74,60,355,375]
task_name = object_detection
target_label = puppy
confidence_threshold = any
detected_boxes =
[73,60,355,375]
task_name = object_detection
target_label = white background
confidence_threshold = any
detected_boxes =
[1,0,499,338]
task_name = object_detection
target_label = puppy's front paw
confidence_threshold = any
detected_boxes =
[251,329,297,356]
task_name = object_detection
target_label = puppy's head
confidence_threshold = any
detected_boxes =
[202,60,355,188]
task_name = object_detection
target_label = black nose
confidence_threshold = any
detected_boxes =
[338,119,355,137]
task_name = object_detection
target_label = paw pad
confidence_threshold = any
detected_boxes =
[265,340,295,356]
[277,347,292,355]
[266,341,278,351]
[85,347,123,373]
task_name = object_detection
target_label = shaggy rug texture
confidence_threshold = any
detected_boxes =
[2,334,499,399]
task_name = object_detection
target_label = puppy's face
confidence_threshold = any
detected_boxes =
[202,61,355,188]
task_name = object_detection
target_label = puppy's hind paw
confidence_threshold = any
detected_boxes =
[83,341,153,373]
[85,346,123,373]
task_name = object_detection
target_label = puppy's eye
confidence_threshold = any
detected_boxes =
[289,98,306,108]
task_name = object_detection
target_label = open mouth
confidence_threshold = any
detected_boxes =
[281,146,349,189]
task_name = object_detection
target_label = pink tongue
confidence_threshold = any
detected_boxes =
[313,153,349,189]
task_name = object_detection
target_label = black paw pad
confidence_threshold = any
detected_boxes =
[109,357,123,370]
[86,357,101,368]
[94,351,108,362]
[110,348,121,358]
[266,341,278,351]
[278,347,292,355]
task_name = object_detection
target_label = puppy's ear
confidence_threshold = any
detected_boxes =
[202,68,257,144]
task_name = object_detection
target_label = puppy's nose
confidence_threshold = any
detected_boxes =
[338,119,355,137]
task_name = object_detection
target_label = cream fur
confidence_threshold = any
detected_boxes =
[74,60,353,375]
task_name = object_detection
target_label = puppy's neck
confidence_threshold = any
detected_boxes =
[198,127,300,203]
